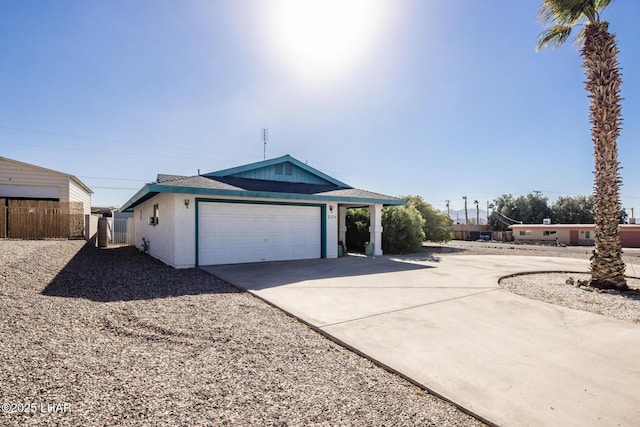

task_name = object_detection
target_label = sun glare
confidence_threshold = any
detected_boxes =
[264,0,389,85]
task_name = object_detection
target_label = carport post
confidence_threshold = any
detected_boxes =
[338,205,347,249]
[369,204,383,256]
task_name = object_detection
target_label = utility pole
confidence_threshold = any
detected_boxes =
[533,190,542,198]
[446,200,450,219]
[486,200,490,224]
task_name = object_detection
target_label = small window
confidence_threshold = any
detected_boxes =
[284,163,293,175]
[543,230,557,236]
[275,163,283,174]
[519,230,532,236]
[149,204,159,226]
[585,231,591,239]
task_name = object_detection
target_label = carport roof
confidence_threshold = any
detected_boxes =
[120,155,404,212]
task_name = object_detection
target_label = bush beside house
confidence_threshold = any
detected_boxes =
[346,195,452,255]
[382,205,425,254]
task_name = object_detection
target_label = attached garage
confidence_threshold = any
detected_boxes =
[197,201,323,265]
[120,155,404,268]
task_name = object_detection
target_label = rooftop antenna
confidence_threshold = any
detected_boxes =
[262,128,268,160]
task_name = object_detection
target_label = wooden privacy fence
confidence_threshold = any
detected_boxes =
[492,230,514,242]
[0,199,8,239]
[0,199,5,238]
[0,199,85,239]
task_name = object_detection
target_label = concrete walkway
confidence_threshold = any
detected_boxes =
[203,254,640,427]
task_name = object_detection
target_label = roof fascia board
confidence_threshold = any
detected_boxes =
[508,224,596,229]
[138,183,404,206]
[119,185,157,212]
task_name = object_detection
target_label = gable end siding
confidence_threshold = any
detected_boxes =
[0,159,69,201]
[69,179,92,215]
[228,163,330,184]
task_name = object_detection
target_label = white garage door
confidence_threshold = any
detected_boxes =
[198,202,321,265]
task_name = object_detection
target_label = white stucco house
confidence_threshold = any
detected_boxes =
[120,155,404,268]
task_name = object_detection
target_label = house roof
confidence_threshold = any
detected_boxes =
[509,224,640,229]
[0,156,93,194]
[120,155,404,211]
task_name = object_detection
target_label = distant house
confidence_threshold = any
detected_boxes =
[509,223,640,248]
[120,155,404,268]
[0,156,93,238]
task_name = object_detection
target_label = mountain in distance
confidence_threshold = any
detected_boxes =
[447,208,488,224]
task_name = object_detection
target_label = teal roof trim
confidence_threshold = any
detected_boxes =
[119,185,157,212]
[205,155,351,188]
[120,182,404,212]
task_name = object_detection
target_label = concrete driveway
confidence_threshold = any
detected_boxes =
[203,254,640,427]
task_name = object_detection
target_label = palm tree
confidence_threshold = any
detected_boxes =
[537,0,626,290]
[462,196,468,224]
[474,200,480,224]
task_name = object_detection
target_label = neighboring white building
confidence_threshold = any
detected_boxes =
[0,156,93,239]
[0,156,92,215]
[120,155,404,268]
[509,223,640,248]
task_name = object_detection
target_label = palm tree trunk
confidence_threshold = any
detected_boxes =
[582,21,627,290]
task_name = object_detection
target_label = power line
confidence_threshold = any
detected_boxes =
[2,141,225,162]
[493,209,523,224]
[0,125,257,158]
[78,175,149,182]
[90,186,140,190]
[6,125,638,203]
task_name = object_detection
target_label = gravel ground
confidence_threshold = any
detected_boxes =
[500,273,640,324]
[430,241,640,324]
[0,240,485,427]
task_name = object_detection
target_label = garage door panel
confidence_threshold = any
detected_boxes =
[198,202,321,265]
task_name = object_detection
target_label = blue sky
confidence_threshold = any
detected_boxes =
[1,1,638,215]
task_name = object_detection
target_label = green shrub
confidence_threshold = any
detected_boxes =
[404,195,453,242]
[382,205,425,254]
[346,207,370,253]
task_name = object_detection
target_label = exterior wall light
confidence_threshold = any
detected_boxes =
[184,199,190,209]
[329,205,334,213]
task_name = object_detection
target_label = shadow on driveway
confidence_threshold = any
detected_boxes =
[42,242,241,302]
[202,253,436,291]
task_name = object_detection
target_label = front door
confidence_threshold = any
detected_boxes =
[570,230,579,245]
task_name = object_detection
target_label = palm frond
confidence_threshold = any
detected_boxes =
[572,25,587,48]
[537,0,614,50]
[536,25,573,51]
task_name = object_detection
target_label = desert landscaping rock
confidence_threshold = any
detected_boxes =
[4,239,638,426]
[0,240,485,426]
[437,241,640,323]
[500,272,640,324]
